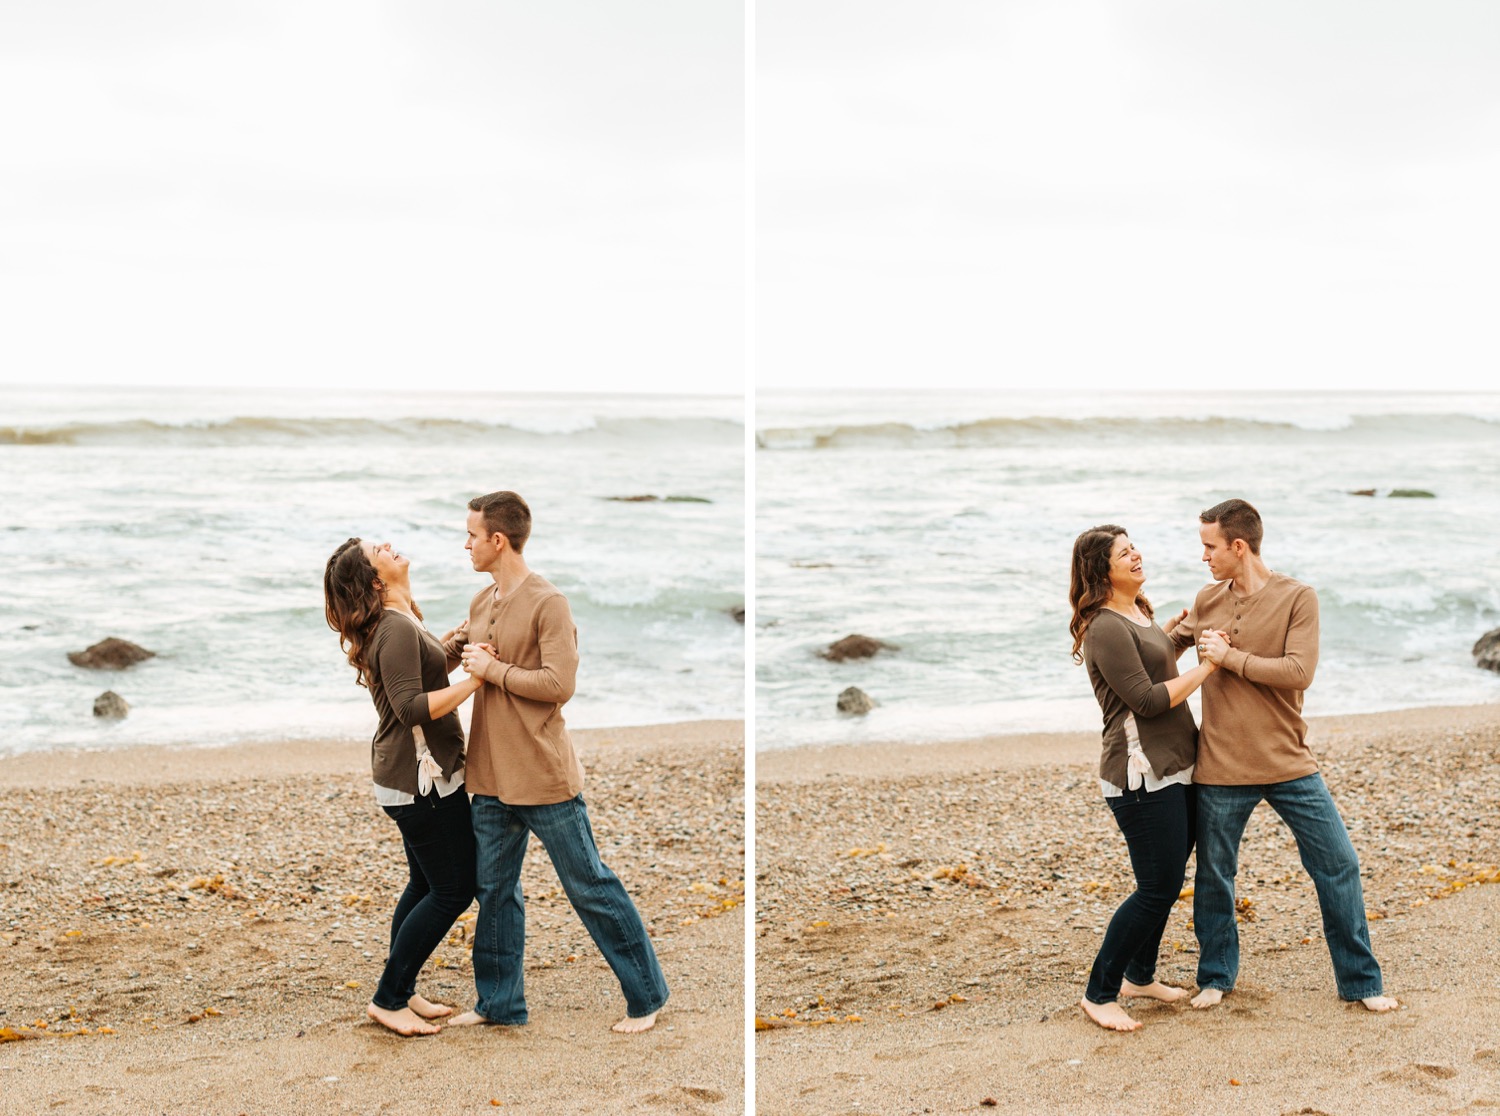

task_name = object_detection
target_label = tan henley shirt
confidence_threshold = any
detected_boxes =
[1169,571,1320,785]
[447,572,586,805]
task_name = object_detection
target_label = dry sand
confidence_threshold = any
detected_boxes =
[0,720,745,1115]
[755,704,1500,1115]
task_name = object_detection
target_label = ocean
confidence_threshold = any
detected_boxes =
[0,386,745,756]
[755,391,1500,750]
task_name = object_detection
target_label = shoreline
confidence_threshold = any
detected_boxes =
[0,718,744,789]
[0,719,745,1114]
[754,703,1500,1113]
[754,700,1500,780]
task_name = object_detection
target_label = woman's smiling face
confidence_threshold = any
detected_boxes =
[361,539,409,585]
[1108,533,1144,594]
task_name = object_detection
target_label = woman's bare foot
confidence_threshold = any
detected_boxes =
[1190,987,1224,1009]
[612,1010,659,1033]
[367,1003,441,1036]
[446,1010,491,1027]
[1361,995,1399,1012]
[1080,998,1142,1032]
[408,994,455,1020]
[1120,980,1189,1003]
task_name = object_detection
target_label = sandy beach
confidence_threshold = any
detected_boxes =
[755,703,1500,1115]
[0,720,744,1115]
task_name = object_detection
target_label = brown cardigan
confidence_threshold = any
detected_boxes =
[445,573,585,805]
[1082,609,1199,790]
[1168,572,1320,786]
[364,610,466,795]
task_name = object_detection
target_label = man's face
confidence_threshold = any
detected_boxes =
[1199,522,1242,582]
[465,509,503,572]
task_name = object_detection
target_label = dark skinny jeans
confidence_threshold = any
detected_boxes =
[1084,781,1195,1005]
[372,787,477,1012]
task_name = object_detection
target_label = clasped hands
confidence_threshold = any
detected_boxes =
[1196,628,1231,667]
[460,641,498,679]
[1161,610,1231,667]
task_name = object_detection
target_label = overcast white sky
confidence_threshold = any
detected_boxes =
[0,1,744,395]
[757,1,1500,392]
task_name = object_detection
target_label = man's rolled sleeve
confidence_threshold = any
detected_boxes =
[492,594,579,703]
[1225,587,1319,691]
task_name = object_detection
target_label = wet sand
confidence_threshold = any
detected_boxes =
[755,704,1500,1115]
[0,720,745,1115]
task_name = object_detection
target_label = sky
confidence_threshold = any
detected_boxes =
[757,0,1500,393]
[0,1,744,396]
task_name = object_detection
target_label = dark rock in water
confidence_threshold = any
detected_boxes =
[1389,489,1436,498]
[1349,489,1377,497]
[93,691,129,718]
[68,638,156,670]
[819,634,900,662]
[730,604,745,624]
[604,494,713,504]
[1475,628,1500,673]
[836,686,875,715]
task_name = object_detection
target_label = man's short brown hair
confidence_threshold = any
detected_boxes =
[469,491,532,553]
[1200,498,1263,555]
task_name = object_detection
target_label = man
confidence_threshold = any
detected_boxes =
[1169,498,1397,1013]
[445,490,669,1033]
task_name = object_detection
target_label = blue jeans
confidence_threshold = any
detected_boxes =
[470,793,669,1023]
[374,788,477,1011]
[1195,773,1383,1001]
[1085,782,1195,1005]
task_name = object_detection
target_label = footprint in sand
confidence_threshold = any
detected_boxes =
[1375,1062,1458,1095]
[644,1085,725,1104]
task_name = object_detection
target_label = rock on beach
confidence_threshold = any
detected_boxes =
[1475,628,1500,673]
[836,686,876,715]
[819,634,900,662]
[68,638,156,670]
[92,691,129,718]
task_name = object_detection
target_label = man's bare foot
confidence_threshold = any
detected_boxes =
[1361,995,1399,1012]
[1190,987,1224,1009]
[366,1003,440,1036]
[1120,980,1189,1003]
[446,1010,491,1027]
[1079,999,1142,1032]
[408,994,454,1020]
[612,1010,659,1033]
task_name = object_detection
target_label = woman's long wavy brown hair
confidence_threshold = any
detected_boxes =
[323,538,422,687]
[1069,524,1152,665]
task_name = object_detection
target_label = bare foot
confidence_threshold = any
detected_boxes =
[366,1003,440,1036]
[1079,999,1142,1032]
[446,1010,492,1027]
[612,1010,659,1033]
[1190,987,1224,1009]
[1120,980,1189,1003]
[1361,995,1399,1012]
[408,994,454,1020]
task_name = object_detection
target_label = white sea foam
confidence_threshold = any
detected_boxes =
[0,386,744,757]
[756,390,1500,750]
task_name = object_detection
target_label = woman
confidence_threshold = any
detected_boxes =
[1068,524,1218,1032]
[324,537,481,1037]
